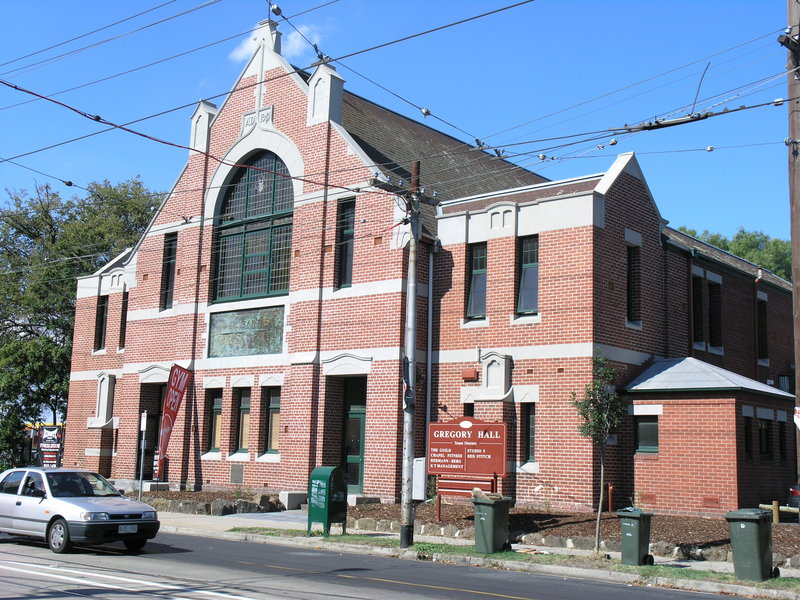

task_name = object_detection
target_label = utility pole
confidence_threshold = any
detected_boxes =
[780,0,800,471]
[400,161,421,549]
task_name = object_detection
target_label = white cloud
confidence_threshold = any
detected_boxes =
[228,23,325,65]
[282,25,322,62]
[228,27,260,62]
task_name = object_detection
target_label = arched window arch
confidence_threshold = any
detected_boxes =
[215,151,293,300]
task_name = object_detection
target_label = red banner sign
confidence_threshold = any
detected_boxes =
[427,418,507,477]
[156,365,192,480]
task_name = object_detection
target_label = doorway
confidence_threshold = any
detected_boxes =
[342,377,366,494]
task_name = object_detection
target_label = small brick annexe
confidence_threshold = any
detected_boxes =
[64,18,795,516]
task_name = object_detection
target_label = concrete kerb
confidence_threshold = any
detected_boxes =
[157,511,800,599]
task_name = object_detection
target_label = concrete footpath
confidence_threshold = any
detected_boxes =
[158,510,800,599]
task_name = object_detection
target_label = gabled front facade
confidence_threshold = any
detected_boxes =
[64,17,794,515]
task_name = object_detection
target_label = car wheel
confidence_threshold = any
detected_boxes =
[48,518,72,554]
[123,538,147,552]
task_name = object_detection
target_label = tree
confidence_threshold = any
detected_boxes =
[571,352,627,553]
[0,178,159,432]
[679,226,791,281]
[0,403,26,471]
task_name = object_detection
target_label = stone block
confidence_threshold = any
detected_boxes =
[278,491,307,510]
[543,535,565,548]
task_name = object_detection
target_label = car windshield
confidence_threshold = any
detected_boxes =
[46,472,120,498]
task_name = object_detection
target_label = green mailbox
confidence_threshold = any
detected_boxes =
[307,466,348,536]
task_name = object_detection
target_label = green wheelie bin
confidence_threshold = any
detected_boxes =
[471,497,512,553]
[616,507,654,565]
[725,508,778,581]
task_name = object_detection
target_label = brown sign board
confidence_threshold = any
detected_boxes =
[427,418,507,477]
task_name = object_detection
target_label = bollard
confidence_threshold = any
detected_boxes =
[772,501,780,524]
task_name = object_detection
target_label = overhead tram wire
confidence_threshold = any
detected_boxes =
[0,0,181,69]
[0,1,341,113]
[0,0,225,78]
[481,27,786,143]
[0,0,543,184]
[1,3,784,208]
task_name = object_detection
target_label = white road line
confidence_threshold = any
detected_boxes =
[0,560,261,600]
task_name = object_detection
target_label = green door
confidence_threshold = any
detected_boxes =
[343,377,366,494]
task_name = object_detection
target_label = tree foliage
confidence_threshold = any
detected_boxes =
[679,226,791,282]
[571,352,626,553]
[0,178,159,431]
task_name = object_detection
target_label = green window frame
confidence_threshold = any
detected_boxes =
[236,389,251,452]
[208,390,223,452]
[215,151,293,301]
[517,236,539,315]
[264,387,281,453]
[466,243,487,319]
[523,403,536,462]
[94,295,109,351]
[160,232,178,310]
[336,198,355,288]
[634,416,658,452]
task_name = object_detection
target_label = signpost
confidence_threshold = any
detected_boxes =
[427,417,507,519]
[156,365,192,481]
[37,425,63,468]
[427,417,507,477]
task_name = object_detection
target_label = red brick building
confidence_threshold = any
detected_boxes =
[64,19,795,515]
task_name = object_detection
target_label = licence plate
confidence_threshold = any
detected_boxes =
[118,524,138,534]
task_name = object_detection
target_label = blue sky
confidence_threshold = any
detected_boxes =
[0,0,791,240]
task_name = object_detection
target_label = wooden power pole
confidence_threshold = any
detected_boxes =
[780,0,800,473]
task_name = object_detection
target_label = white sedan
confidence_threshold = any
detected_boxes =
[0,467,159,553]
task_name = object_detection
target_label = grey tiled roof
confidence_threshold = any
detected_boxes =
[625,357,794,399]
[341,92,547,202]
[663,228,790,291]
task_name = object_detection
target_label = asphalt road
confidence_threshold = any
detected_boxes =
[0,531,719,600]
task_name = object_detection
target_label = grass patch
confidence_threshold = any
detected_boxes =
[225,527,800,592]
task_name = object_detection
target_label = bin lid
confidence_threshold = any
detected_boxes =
[616,506,648,516]
[724,508,771,521]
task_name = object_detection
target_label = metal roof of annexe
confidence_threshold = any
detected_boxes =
[625,357,795,401]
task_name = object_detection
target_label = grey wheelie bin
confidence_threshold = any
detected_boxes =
[616,507,654,565]
[725,508,778,580]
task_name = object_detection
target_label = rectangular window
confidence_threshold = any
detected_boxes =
[517,236,539,315]
[466,243,487,319]
[692,276,705,343]
[94,295,109,351]
[708,281,722,347]
[160,232,178,310]
[635,416,658,452]
[236,389,251,452]
[758,419,772,457]
[264,387,280,453]
[336,198,355,288]
[463,403,474,418]
[523,404,536,462]
[744,417,753,457]
[118,291,129,350]
[757,299,768,360]
[208,390,223,452]
[626,245,641,323]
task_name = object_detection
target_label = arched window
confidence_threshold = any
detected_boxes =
[215,151,293,300]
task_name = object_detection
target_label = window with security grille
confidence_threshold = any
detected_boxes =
[626,245,641,323]
[215,151,293,301]
[160,232,178,310]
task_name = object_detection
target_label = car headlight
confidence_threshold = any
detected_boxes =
[80,512,110,521]
[141,511,157,520]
